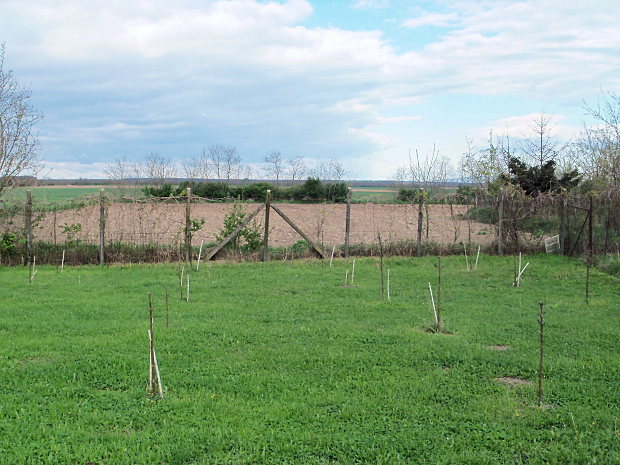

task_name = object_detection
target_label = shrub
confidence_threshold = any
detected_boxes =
[142,183,175,197]
[325,182,348,202]
[216,203,262,252]
[396,188,417,202]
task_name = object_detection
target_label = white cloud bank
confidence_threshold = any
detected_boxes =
[1,0,618,178]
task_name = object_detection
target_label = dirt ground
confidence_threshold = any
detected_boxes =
[35,202,495,247]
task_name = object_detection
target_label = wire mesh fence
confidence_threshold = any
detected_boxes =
[1,187,618,266]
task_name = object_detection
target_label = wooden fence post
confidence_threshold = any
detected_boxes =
[559,193,566,255]
[263,190,271,262]
[344,187,351,258]
[586,195,593,303]
[185,188,192,264]
[25,189,33,266]
[99,189,105,265]
[498,189,504,256]
[416,188,424,257]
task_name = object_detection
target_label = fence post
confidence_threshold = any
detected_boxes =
[498,188,504,255]
[99,189,105,265]
[559,193,566,255]
[263,189,271,262]
[185,187,192,264]
[25,189,33,266]
[416,188,424,257]
[344,187,351,258]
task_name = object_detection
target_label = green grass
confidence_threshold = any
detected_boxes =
[1,186,136,204]
[1,255,619,464]
[350,188,398,203]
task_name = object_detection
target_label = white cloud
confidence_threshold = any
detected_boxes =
[402,13,459,29]
[481,113,579,141]
[2,0,619,180]
[43,161,109,179]
[350,0,390,10]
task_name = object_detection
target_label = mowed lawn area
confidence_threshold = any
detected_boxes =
[0,255,619,464]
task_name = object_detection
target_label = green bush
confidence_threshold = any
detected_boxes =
[396,188,417,202]
[142,183,175,197]
[216,203,262,252]
[325,182,348,202]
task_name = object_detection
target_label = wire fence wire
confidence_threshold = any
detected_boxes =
[1,188,618,265]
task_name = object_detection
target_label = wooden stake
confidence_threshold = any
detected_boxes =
[345,187,351,258]
[378,233,385,300]
[61,250,65,272]
[186,273,190,302]
[196,240,204,271]
[185,188,192,265]
[387,269,391,302]
[464,243,470,271]
[417,188,424,257]
[428,282,438,328]
[148,329,154,391]
[148,293,156,393]
[179,265,184,300]
[263,190,271,262]
[538,302,545,407]
[515,262,530,285]
[351,259,356,286]
[518,252,522,287]
[329,245,335,267]
[153,344,164,398]
[99,189,105,265]
[345,269,349,286]
[474,246,480,270]
[29,255,37,284]
[436,256,443,332]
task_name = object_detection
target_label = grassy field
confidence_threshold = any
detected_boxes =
[1,255,619,464]
[350,188,398,202]
[1,186,134,204]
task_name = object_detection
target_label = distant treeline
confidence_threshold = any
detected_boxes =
[143,178,350,202]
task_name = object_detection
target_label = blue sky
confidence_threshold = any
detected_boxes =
[1,0,619,179]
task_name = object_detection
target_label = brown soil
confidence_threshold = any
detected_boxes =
[497,377,532,386]
[35,202,495,247]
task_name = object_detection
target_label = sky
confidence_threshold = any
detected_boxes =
[1,0,619,180]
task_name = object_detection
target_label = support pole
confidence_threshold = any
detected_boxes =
[148,293,156,393]
[344,187,351,258]
[417,188,424,257]
[263,189,271,262]
[498,189,504,256]
[538,302,545,407]
[270,204,326,258]
[99,189,105,265]
[586,195,593,303]
[559,193,566,255]
[185,188,192,265]
[25,190,33,266]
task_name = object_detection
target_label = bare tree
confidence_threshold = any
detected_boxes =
[264,151,284,182]
[400,145,451,188]
[222,146,241,182]
[287,156,306,182]
[521,113,563,169]
[0,44,43,196]
[104,155,141,194]
[327,159,346,181]
[459,132,510,190]
[183,148,211,181]
[573,91,620,188]
[141,152,177,187]
[208,145,240,182]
